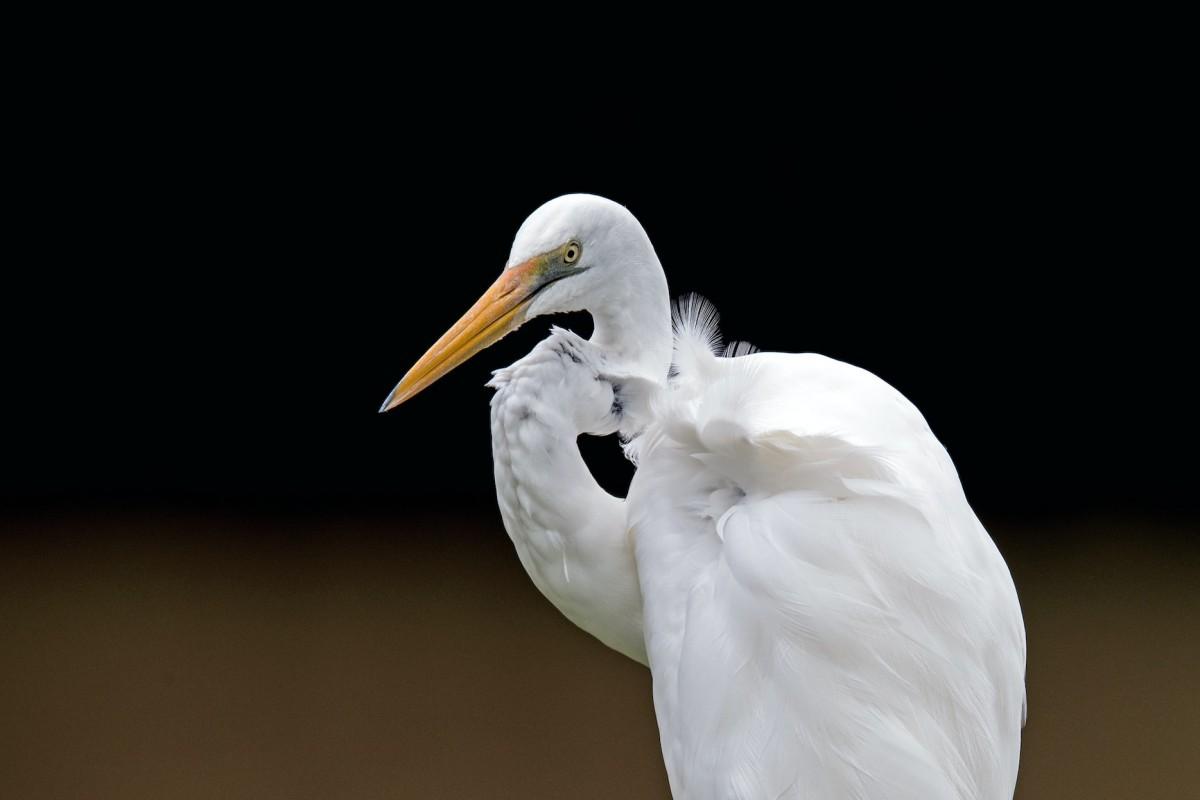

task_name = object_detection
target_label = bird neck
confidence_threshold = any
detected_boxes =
[488,332,648,665]
[588,248,673,387]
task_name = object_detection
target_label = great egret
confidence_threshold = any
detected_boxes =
[380,194,1026,799]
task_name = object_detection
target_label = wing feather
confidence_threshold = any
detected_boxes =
[627,298,1025,799]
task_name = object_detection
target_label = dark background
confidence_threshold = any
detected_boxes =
[2,52,1195,799]
[8,69,1193,519]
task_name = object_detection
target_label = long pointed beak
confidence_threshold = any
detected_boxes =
[378,257,544,412]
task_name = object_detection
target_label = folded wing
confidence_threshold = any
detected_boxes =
[627,296,1025,800]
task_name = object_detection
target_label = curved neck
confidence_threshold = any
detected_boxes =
[589,239,672,387]
[488,332,647,664]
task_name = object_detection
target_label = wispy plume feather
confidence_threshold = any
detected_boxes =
[672,293,723,356]
[723,340,760,358]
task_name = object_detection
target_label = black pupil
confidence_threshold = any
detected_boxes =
[568,249,576,259]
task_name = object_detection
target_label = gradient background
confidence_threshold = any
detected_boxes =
[4,55,1195,799]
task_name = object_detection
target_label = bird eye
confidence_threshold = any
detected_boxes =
[563,242,581,264]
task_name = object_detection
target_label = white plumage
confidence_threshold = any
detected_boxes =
[382,194,1026,799]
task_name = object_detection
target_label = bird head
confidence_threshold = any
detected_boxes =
[379,194,664,412]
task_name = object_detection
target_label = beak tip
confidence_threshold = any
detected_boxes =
[378,392,398,414]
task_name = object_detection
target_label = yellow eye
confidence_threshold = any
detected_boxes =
[563,241,581,264]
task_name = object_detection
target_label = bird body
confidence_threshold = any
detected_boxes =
[381,194,1026,799]
[627,304,1025,798]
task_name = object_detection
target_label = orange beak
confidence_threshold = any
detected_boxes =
[378,258,545,412]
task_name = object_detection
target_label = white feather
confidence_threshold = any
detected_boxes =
[626,311,1025,799]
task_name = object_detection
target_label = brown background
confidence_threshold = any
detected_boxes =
[2,511,1196,799]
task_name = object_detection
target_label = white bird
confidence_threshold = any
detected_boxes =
[380,194,1026,799]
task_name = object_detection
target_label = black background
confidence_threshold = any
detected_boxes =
[5,64,1191,519]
